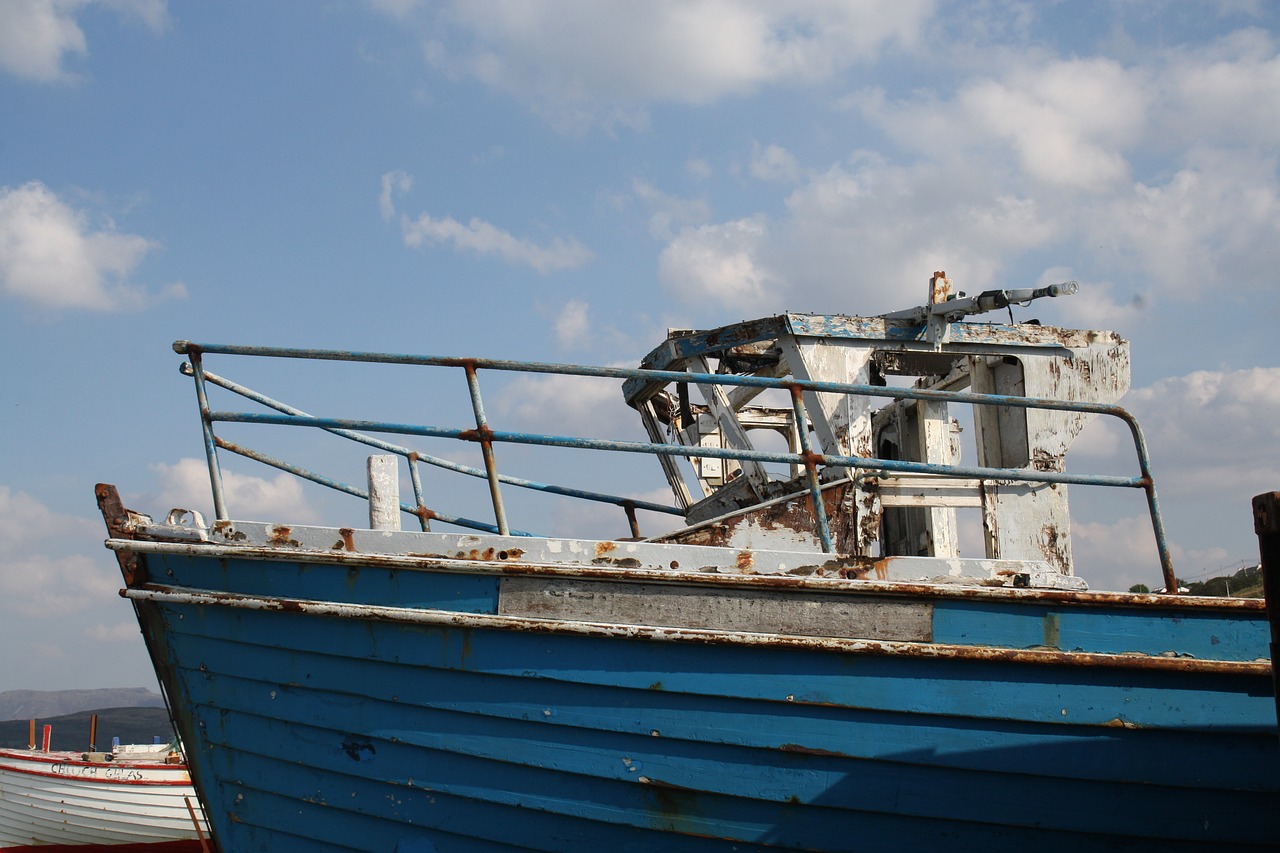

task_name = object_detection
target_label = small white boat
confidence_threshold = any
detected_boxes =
[0,727,209,851]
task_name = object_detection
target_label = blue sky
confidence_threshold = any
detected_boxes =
[1,0,1278,692]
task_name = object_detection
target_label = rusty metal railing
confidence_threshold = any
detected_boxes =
[174,340,1174,590]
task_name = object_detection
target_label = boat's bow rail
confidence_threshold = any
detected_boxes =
[171,281,1173,589]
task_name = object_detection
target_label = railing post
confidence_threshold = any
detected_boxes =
[464,363,509,536]
[1124,413,1176,592]
[368,455,401,531]
[406,454,431,532]
[1252,491,1280,736]
[623,502,640,540]
[185,348,228,520]
[788,385,834,553]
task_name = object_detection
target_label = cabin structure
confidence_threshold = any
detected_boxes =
[623,274,1130,584]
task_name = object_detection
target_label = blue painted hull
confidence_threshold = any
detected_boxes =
[113,543,1279,852]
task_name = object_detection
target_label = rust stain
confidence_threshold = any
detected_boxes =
[778,743,849,758]
[1104,717,1141,729]
[592,557,642,568]
[735,551,754,572]
[1032,449,1064,473]
[655,481,863,553]
[117,552,141,585]
[451,548,498,562]
[458,627,473,666]
[213,521,247,542]
[595,541,618,557]
[337,528,357,552]
[268,526,301,548]
[457,426,495,443]
[640,776,705,836]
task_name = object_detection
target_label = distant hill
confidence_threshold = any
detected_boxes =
[1129,563,1265,597]
[1185,563,1264,598]
[0,688,165,722]
[0,706,178,750]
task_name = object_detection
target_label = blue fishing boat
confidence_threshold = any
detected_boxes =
[98,274,1278,851]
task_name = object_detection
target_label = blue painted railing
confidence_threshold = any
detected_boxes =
[174,340,1175,590]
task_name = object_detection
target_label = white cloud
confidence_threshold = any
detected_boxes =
[0,548,119,614]
[0,0,88,82]
[550,486,683,540]
[1086,151,1280,296]
[0,487,117,617]
[686,158,713,181]
[1072,516,1232,593]
[84,619,143,643]
[379,169,412,220]
[0,181,183,311]
[853,56,1145,193]
[0,484,98,547]
[0,485,161,687]
[1126,368,1280,496]
[1065,367,1280,589]
[659,29,1280,316]
[959,68,1138,191]
[554,299,590,349]
[369,0,421,22]
[150,458,319,524]
[0,0,167,83]
[1157,28,1280,149]
[417,0,934,127]
[632,179,710,241]
[1043,269,1146,332]
[1069,368,1280,493]
[658,215,778,312]
[104,0,167,30]
[399,209,593,273]
[749,143,800,183]
[494,371,630,432]
[774,156,1055,312]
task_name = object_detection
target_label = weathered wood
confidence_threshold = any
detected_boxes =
[498,576,933,641]
[367,455,401,531]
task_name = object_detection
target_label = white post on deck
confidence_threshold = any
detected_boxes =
[368,455,401,531]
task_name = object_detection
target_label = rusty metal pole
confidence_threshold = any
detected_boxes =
[1253,491,1280,735]
[787,385,834,554]
[463,363,509,536]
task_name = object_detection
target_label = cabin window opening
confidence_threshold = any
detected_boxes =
[869,351,1027,560]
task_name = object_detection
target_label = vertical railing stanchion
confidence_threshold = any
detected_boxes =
[624,502,640,540]
[788,385,834,554]
[464,363,509,536]
[1123,412,1177,593]
[184,347,228,521]
[406,454,430,532]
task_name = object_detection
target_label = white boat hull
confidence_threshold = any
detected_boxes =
[0,748,207,850]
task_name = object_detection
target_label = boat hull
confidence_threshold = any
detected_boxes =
[113,532,1278,852]
[0,749,206,851]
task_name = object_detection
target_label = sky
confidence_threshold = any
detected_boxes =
[1,0,1278,693]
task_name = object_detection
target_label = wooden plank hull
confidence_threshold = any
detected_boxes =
[116,535,1278,852]
[0,749,206,850]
